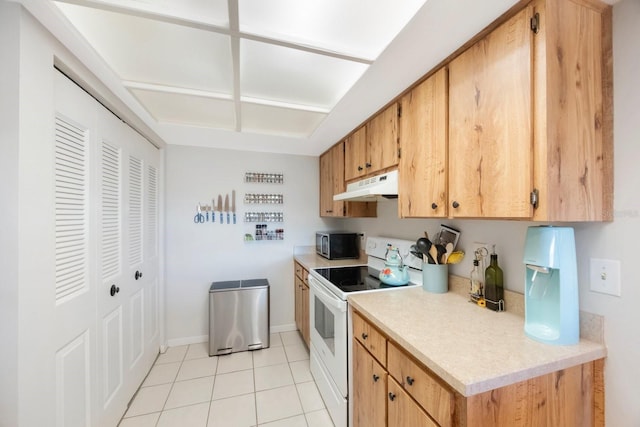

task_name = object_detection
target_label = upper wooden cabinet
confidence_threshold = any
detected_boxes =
[345,103,400,181]
[448,0,612,221]
[449,6,534,219]
[319,142,376,218]
[399,68,448,218]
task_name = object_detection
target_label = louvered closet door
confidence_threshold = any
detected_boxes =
[54,70,160,427]
[95,96,160,427]
[53,71,97,427]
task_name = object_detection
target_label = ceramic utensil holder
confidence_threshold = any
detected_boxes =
[422,263,448,293]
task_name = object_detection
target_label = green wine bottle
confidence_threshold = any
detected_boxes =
[484,248,504,311]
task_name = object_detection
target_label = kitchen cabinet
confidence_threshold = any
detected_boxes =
[319,142,376,218]
[447,0,612,220]
[353,340,387,427]
[294,262,310,347]
[352,308,604,427]
[398,67,448,218]
[345,103,400,181]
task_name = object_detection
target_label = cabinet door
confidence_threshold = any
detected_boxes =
[399,68,448,218]
[294,276,304,333]
[301,282,310,347]
[367,103,399,173]
[345,126,367,181]
[353,341,387,427]
[319,147,343,217]
[448,7,533,218]
[388,378,439,427]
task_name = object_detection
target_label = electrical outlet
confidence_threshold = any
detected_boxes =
[359,233,366,248]
[590,258,621,296]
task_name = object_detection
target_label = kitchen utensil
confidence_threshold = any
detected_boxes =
[217,195,223,223]
[194,204,205,223]
[205,204,210,222]
[429,244,439,265]
[436,244,447,264]
[416,237,435,264]
[443,242,454,263]
[232,190,236,224]
[212,198,216,222]
[224,194,230,224]
[446,251,465,264]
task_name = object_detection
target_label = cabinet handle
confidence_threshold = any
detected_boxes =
[431,203,438,210]
[135,270,143,280]
[358,166,363,171]
[361,333,368,340]
[406,376,415,386]
[452,201,460,209]
[326,210,333,213]
[373,374,380,382]
[365,162,372,168]
[109,284,120,297]
[388,392,396,401]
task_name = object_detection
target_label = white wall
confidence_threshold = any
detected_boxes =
[164,145,336,345]
[0,3,21,426]
[340,1,640,424]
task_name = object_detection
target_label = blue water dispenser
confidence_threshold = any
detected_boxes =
[523,226,579,345]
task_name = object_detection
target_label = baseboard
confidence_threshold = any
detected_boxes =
[166,335,208,347]
[271,323,297,333]
[165,324,298,348]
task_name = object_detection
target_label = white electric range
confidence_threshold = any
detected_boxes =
[307,236,423,427]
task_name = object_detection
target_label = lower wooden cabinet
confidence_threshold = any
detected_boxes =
[294,262,309,347]
[352,309,604,427]
[352,341,387,427]
[388,377,439,427]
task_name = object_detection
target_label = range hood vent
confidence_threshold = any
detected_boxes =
[333,170,398,202]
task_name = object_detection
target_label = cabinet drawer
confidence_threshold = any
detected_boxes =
[352,311,386,366]
[294,262,308,283]
[388,341,453,427]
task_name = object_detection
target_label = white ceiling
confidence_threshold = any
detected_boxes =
[51,0,426,141]
[31,0,618,155]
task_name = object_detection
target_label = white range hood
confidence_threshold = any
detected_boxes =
[333,170,398,202]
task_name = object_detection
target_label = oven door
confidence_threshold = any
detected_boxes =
[308,275,348,397]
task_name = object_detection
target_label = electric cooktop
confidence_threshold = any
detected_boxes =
[313,266,409,293]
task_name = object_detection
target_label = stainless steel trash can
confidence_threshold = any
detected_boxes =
[208,279,270,356]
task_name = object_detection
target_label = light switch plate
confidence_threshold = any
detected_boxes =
[589,258,621,296]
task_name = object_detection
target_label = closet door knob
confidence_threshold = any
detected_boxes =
[135,270,143,280]
[110,284,120,296]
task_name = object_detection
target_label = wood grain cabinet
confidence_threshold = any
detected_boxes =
[345,103,400,181]
[293,262,309,347]
[448,0,612,221]
[399,67,448,218]
[351,309,604,427]
[319,142,376,218]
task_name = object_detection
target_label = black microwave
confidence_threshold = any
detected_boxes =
[315,232,359,260]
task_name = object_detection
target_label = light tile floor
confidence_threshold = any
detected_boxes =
[118,331,335,427]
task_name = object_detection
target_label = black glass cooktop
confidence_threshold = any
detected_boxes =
[313,266,409,293]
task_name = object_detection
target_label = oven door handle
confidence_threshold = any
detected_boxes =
[309,276,347,312]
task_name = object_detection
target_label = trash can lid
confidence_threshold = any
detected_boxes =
[241,278,269,288]
[210,280,241,291]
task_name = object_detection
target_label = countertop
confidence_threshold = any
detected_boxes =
[348,286,607,397]
[293,251,367,271]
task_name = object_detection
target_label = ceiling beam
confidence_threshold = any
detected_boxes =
[227,0,241,132]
